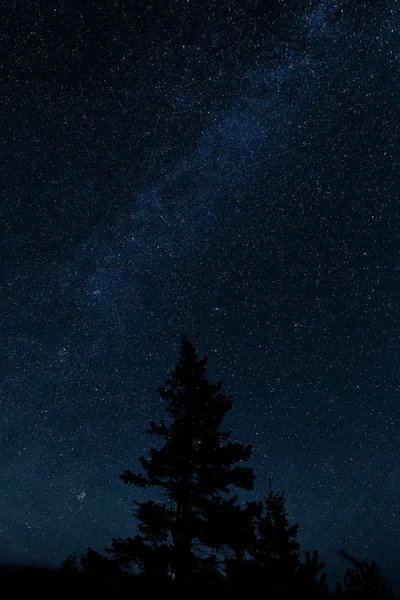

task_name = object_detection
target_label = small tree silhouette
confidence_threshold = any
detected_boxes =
[225,481,329,598]
[250,487,300,593]
[224,480,300,597]
[337,549,394,599]
[297,549,329,598]
[59,541,81,573]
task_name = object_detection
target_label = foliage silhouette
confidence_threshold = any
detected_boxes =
[59,540,81,573]
[106,335,255,588]
[297,549,329,599]
[50,336,400,598]
[225,483,329,597]
[335,549,395,599]
[59,553,80,573]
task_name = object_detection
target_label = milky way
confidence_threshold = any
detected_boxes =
[1,0,399,588]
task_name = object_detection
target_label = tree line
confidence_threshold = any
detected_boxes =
[56,335,396,598]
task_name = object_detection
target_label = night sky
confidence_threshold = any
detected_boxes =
[1,0,399,588]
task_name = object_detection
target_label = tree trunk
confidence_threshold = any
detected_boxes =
[174,477,193,587]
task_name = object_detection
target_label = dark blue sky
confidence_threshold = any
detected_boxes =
[1,0,399,589]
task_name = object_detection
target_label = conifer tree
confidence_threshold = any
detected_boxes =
[224,481,300,596]
[224,479,327,598]
[106,335,255,588]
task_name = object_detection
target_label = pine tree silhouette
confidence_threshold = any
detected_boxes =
[106,335,255,590]
[248,488,300,594]
[225,480,328,598]
[224,476,300,596]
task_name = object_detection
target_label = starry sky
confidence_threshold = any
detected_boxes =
[1,0,399,589]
